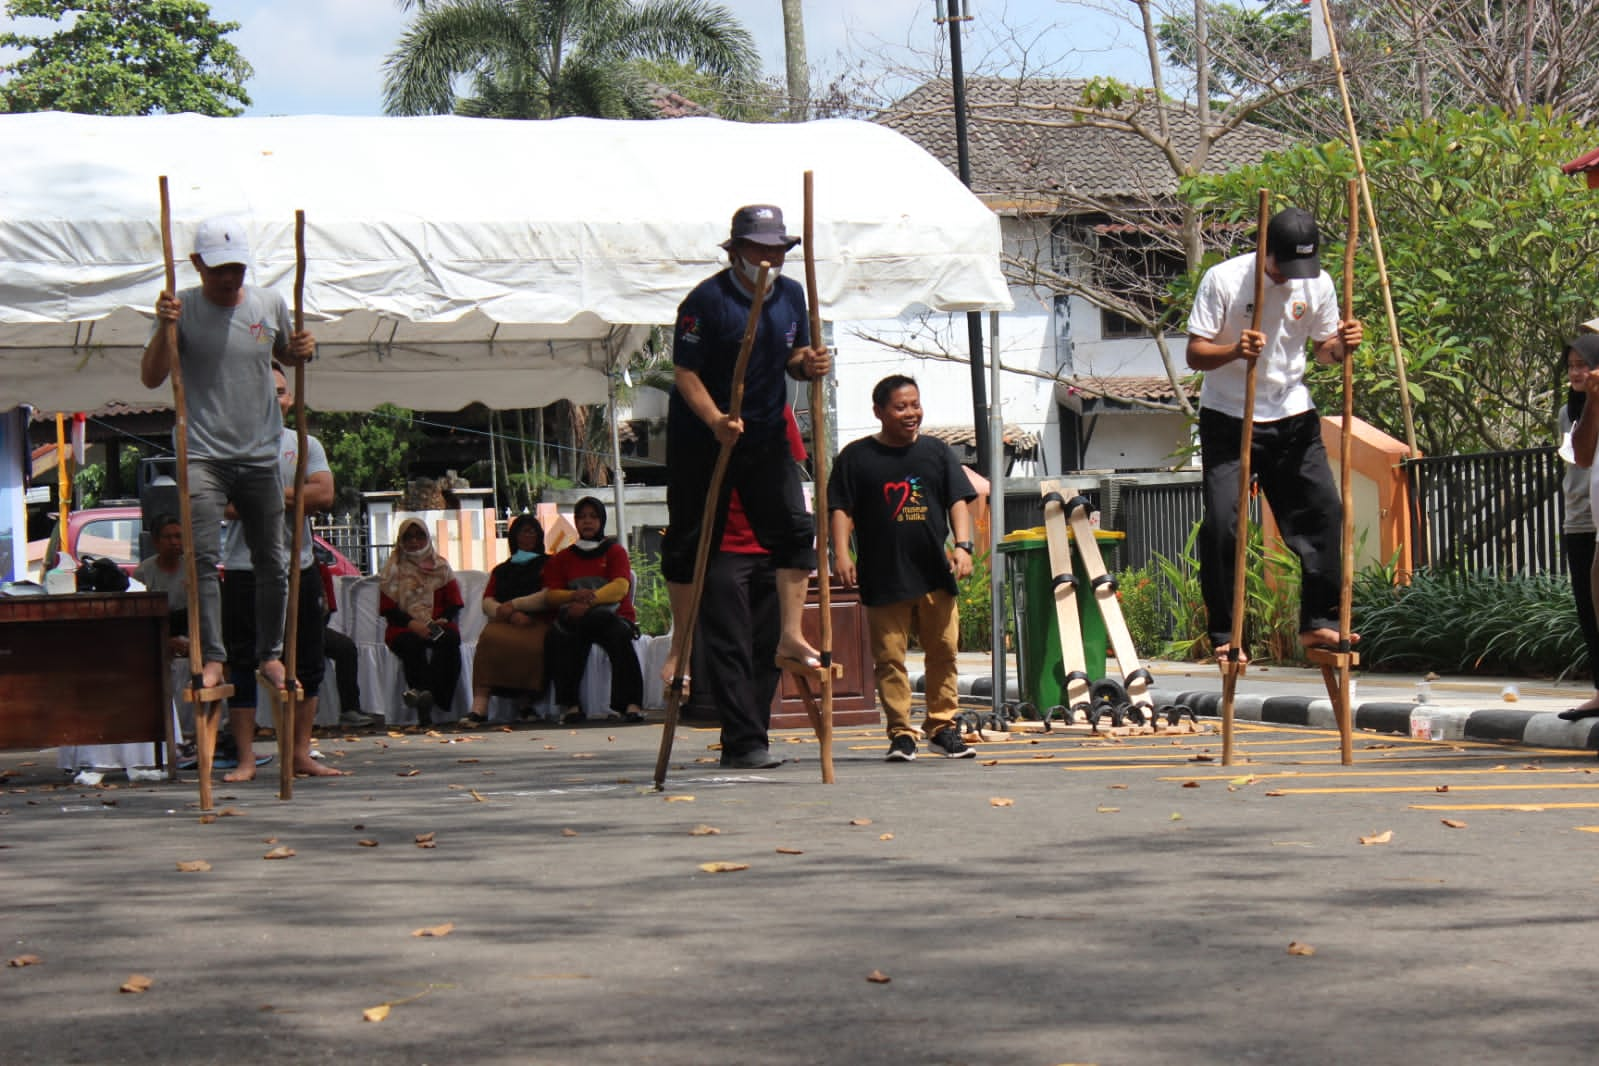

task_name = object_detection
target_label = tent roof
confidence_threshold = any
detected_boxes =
[0,113,1011,413]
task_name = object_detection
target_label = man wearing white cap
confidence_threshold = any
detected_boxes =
[141,215,316,698]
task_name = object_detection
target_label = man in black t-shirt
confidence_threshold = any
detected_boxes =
[830,375,978,761]
[661,204,831,702]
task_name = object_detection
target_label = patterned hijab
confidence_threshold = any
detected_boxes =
[379,516,454,621]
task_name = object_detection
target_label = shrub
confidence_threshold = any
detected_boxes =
[630,550,671,636]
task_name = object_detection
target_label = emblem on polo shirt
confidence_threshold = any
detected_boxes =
[679,313,701,344]
[1290,300,1307,320]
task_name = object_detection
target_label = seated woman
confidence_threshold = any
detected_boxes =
[543,496,644,724]
[379,517,465,727]
[466,513,555,724]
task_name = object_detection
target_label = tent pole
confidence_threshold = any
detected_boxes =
[988,309,1006,717]
[609,365,628,552]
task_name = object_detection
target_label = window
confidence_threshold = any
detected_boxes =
[1092,226,1187,340]
[76,518,140,565]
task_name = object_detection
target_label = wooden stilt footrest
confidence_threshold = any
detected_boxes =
[1217,659,1247,680]
[182,683,235,703]
[1305,648,1359,669]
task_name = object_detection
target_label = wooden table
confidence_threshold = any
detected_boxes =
[0,591,175,775]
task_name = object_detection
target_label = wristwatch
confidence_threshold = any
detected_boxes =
[953,540,975,554]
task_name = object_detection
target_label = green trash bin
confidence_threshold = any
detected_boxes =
[997,526,1123,714]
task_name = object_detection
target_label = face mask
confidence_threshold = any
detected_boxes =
[510,550,540,564]
[736,256,781,286]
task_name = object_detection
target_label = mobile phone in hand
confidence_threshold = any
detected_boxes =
[426,621,444,641]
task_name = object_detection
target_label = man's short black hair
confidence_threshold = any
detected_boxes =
[871,374,919,409]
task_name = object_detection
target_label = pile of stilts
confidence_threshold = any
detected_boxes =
[1034,479,1195,733]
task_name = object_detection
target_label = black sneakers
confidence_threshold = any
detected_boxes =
[885,735,917,762]
[720,747,782,769]
[927,727,976,759]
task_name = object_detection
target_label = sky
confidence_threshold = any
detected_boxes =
[1,0,1151,117]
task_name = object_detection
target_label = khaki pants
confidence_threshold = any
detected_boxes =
[867,589,960,739]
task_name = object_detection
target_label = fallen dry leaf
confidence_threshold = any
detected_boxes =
[690,824,721,836]
[1435,785,1449,793]
[1265,790,1285,797]
[8,954,42,967]
[1229,775,1257,786]
[217,807,244,818]
[1441,819,1468,829]
[664,795,695,803]
[1032,753,1055,760]
[175,860,211,873]
[469,789,487,803]
[362,1004,391,1023]
[456,758,479,764]
[990,797,1015,807]
[1182,781,1200,789]
[1359,830,1394,845]
[866,970,892,984]
[447,784,465,791]
[775,847,804,855]
[879,833,894,841]
[263,846,296,860]
[849,818,873,826]
[980,759,1000,766]
[1286,941,1316,957]
[412,922,454,938]
[1169,812,1183,821]
[396,769,420,778]
[1190,754,1215,762]
[1108,783,1128,790]
[1096,805,1120,814]
[120,974,153,993]
[561,828,579,837]
[698,861,749,874]
[358,839,379,848]
[415,832,436,844]
[543,745,558,751]
[263,836,278,844]
[570,753,595,760]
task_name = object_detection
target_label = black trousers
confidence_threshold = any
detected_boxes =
[547,610,643,712]
[323,626,362,713]
[661,431,815,584]
[222,569,326,700]
[689,552,780,756]
[1564,531,1599,690]
[388,629,462,715]
[1198,407,1342,646]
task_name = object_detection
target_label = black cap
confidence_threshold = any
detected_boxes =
[720,204,800,250]
[1265,207,1322,280]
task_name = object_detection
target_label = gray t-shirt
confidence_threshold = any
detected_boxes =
[132,556,187,613]
[169,285,292,463]
[221,427,331,571]
[1561,408,1595,534]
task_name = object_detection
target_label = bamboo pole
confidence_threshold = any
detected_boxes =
[159,177,224,811]
[277,210,310,800]
[1334,179,1359,765]
[1220,188,1270,767]
[653,265,772,790]
[802,171,836,785]
[1316,0,1417,457]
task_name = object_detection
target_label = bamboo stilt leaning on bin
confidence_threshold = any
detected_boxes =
[653,265,772,790]
[275,210,311,800]
[802,171,837,785]
[158,177,233,812]
[1219,188,1270,767]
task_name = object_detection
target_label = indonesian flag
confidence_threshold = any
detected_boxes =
[1307,0,1331,60]
[70,412,86,466]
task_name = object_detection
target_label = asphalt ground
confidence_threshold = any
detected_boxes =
[5,703,1599,1066]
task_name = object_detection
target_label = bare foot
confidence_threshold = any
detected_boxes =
[774,635,821,667]
[201,660,225,690]
[661,649,690,698]
[1300,628,1360,650]
[294,756,349,777]
[258,659,288,692]
[222,761,257,783]
[1213,643,1250,666]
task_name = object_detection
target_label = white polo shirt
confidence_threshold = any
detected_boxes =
[1186,251,1341,422]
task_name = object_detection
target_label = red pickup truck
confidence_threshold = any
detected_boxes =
[65,506,361,577]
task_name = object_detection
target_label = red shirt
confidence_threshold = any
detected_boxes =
[543,540,636,623]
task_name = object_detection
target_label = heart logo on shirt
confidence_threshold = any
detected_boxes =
[882,481,912,519]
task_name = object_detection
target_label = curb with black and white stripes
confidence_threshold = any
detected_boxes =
[910,671,1599,752]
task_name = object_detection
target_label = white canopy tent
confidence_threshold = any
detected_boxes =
[0,112,1011,413]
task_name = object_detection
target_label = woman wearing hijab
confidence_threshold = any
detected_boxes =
[1557,335,1599,719]
[379,517,465,726]
[466,513,556,724]
[543,496,644,724]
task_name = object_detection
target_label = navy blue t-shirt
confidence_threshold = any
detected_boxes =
[668,269,810,449]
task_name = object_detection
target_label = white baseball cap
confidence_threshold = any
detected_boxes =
[193,215,251,268]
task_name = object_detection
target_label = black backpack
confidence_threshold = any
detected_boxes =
[76,555,130,593]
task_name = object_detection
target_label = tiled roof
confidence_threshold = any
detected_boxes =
[649,86,712,119]
[877,77,1284,206]
[923,423,1040,456]
[1064,375,1197,404]
[29,401,170,422]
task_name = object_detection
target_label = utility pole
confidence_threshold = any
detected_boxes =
[781,0,810,120]
[939,0,992,476]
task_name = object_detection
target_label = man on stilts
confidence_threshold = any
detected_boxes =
[659,205,831,708]
[1186,206,1363,660]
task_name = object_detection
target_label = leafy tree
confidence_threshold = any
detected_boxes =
[382,0,760,119]
[0,0,251,116]
[1184,108,1599,455]
[310,406,427,512]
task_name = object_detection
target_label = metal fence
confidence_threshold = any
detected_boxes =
[1403,446,1564,576]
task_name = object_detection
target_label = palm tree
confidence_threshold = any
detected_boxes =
[383,0,760,119]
